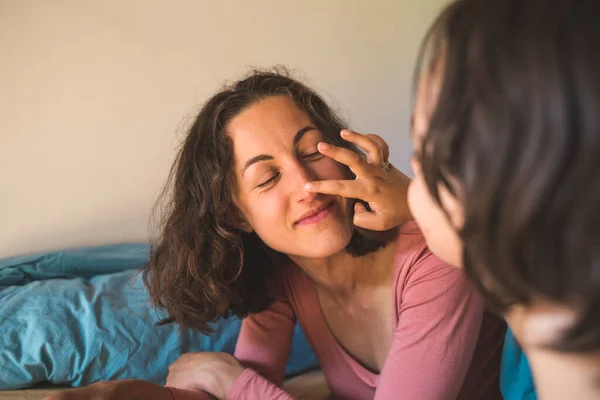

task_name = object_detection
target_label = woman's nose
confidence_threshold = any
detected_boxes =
[290,163,318,202]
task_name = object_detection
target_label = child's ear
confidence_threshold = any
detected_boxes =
[227,208,253,233]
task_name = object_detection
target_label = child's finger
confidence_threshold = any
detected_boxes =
[340,130,385,167]
[353,206,385,231]
[354,202,369,218]
[317,142,374,178]
[365,133,390,163]
[304,179,370,199]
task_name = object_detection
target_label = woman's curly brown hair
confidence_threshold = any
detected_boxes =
[143,67,397,333]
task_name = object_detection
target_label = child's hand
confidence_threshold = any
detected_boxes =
[305,130,412,231]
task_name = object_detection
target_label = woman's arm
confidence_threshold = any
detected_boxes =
[167,387,215,400]
[167,293,300,400]
[227,293,298,399]
[375,250,485,400]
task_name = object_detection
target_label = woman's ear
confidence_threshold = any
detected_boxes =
[227,207,253,233]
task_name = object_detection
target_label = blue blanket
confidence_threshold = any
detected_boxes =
[0,244,318,390]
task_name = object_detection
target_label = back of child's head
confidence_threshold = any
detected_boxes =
[415,0,599,352]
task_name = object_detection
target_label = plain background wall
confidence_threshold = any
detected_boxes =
[0,0,446,258]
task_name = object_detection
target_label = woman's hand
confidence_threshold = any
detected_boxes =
[166,352,245,400]
[305,130,412,231]
[43,379,172,400]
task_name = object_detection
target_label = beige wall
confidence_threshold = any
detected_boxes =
[0,0,446,258]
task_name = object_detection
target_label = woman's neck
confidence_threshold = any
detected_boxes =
[288,241,397,300]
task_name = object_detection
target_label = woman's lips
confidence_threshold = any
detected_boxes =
[295,202,334,226]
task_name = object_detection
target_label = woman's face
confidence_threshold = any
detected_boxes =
[407,67,465,268]
[228,95,354,258]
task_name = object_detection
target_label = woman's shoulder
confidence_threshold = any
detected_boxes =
[391,221,484,324]
[392,220,465,288]
[393,220,431,273]
[396,219,423,237]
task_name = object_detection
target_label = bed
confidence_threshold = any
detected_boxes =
[0,244,327,399]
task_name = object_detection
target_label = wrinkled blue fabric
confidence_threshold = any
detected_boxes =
[0,244,318,389]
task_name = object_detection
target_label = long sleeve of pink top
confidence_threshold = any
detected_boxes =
[169,222,504,400]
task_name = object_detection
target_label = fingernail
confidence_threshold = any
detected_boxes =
[341,130,350,137]
[318,142,331,151]
[304,183,313,190]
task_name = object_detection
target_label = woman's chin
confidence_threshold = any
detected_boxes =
[260,222,354,259]
[291,232,353,259]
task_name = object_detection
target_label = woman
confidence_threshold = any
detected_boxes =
[308,0,600,399]
[46,70,504,400]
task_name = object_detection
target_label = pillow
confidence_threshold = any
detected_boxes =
[0,244,318,390]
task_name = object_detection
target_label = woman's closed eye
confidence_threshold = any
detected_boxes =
[302,151,324,161]
[254,151,322,189]
[256,172,280,188]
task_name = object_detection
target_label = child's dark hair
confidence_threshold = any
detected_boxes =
[143,67,397,333]
[415,0,599,352]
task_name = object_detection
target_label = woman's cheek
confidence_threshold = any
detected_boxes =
[308,155,348,181]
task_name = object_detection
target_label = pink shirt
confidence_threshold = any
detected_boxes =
[169,222,505,400]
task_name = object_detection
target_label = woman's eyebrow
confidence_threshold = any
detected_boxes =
[293,125,318,146]
[242,154,273,177]
[242,125,319,177]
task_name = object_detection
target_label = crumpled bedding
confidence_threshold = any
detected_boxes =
[0,244,317,389]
